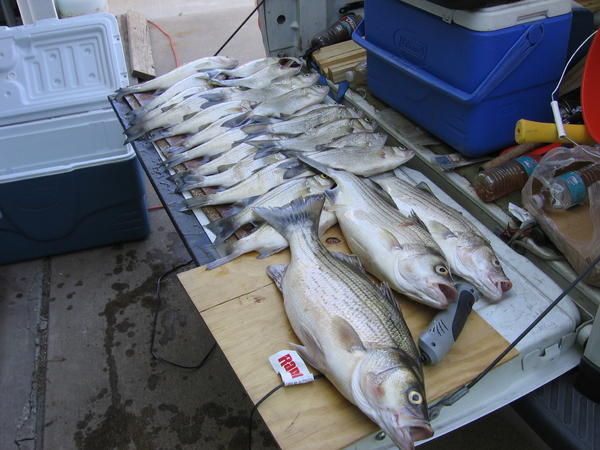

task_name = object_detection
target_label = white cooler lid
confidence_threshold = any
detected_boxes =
[400,0,572,31]
[0,13,128,126]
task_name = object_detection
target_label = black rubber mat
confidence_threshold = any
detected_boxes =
[513,369,599,449]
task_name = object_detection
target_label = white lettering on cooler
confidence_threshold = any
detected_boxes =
[268,350,314,386]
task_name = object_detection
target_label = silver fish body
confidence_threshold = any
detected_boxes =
[298,146,415,177]
[206,176,333,242]
[131,75,212,120]
[213,61,301,89]
[372,176,512,301]
[208,57,283,79]
[249,85,330,118]
[252,195,432,450]
[325,131,387,149]
[299,157,456,309]
[165,126,250,169]
[177,153,287,191]
[182,158,314,210]
[205,198,337,270]
[242,104,360,136]
[170,144,256,185]
[138,87,208,126]
[249,118,370,153]
[114,56,237,98]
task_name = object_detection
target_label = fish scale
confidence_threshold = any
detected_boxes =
[293,231,418,361]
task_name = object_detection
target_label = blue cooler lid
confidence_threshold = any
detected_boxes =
[0,13,128,126]
[400,0,572,31]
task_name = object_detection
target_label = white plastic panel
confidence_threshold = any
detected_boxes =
[0,13,128,126]
[0,108,133,183]
[400,0,572,31]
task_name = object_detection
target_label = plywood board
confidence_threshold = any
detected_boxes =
[126,10,156,80]
[179,226,518,449]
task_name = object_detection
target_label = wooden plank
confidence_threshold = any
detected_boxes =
[126,10,156,81]
[318,48,366,68]
[179,226,518,449]
[328,59,366,83]
[313,40,362,59]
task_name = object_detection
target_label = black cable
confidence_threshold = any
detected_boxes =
[150,259,217,369]
[214,0,265,56]
[248,374,325,449]
[431,251,600,415]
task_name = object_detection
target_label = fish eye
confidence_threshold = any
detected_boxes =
[435,264,449,276]
[407,390,423,405]
[492,259,501,268]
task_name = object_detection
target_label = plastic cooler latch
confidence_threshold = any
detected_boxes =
[352,20,544,104]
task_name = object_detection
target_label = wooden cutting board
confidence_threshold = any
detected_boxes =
[178,226,518,449]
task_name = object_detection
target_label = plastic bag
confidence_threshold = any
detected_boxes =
[522,145,600,287]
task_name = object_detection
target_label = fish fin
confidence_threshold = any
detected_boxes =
[163,145,187,156]
[254,194,324,239]
[205,242,240,270]
[114,87,130,100]
[216,163,235,173]
[198,91,225,103]
[266,264,288,291]
[175,176,205,192]
[428,220,457,240]
[146,128,170,142]
[235,195,260,207]
[257,245,288,259]
[182,112,198,121]
[324,187,339,203]
[408,210,427,230]
[123,123,148,142]
[254,146,278,159]
[331,317,365,353]
[221,112,250,128]
[181,194,213,211]
[415,181,434,196]
[378,281,402,316]
[379,229,404,251]
[279,160,308,179]
[290,341,327,374]
[331,251,366,275]
[296,154,335,178]
[205,214,242,243]
[161,103,176,112]
[241,120,270,135]
[164,152,191,170]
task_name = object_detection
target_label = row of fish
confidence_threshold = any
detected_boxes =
[115,55,513,449]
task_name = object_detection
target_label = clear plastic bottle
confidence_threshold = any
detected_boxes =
[545,163,600,209]
[345,61,368,88]
[473,156,539,202]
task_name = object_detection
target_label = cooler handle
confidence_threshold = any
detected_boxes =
[352,20,544,104]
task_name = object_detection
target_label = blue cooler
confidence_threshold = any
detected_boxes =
[353,0,573,156]
[0,14,150,264]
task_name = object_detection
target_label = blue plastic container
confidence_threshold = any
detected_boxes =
[0,14,149,264]
[354,0,573,156]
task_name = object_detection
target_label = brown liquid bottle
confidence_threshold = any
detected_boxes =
[474,156,539,202]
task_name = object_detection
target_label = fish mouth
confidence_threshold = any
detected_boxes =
[480,277,512,302]
[422,283,457,309]
[388,421,434,450]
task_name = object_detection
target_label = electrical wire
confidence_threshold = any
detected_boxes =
[248,374,325,449]
[551,29,597,101]
[429,251,600,416]
[214,0,265,56]
[150,259,217,369]
[148,19,181,68]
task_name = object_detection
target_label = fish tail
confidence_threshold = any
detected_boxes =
[205,242,242,270]
[163,145,187,156]
[205,213,241,243]
[175,175,206,192]
[181,194,214,211]
[253,194,324,239]
[147,128,170,142]
[164,152,191,170]
[114,86,135,100]
[124,123,148,142]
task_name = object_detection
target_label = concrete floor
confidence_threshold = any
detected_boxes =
[1,1,552,449]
